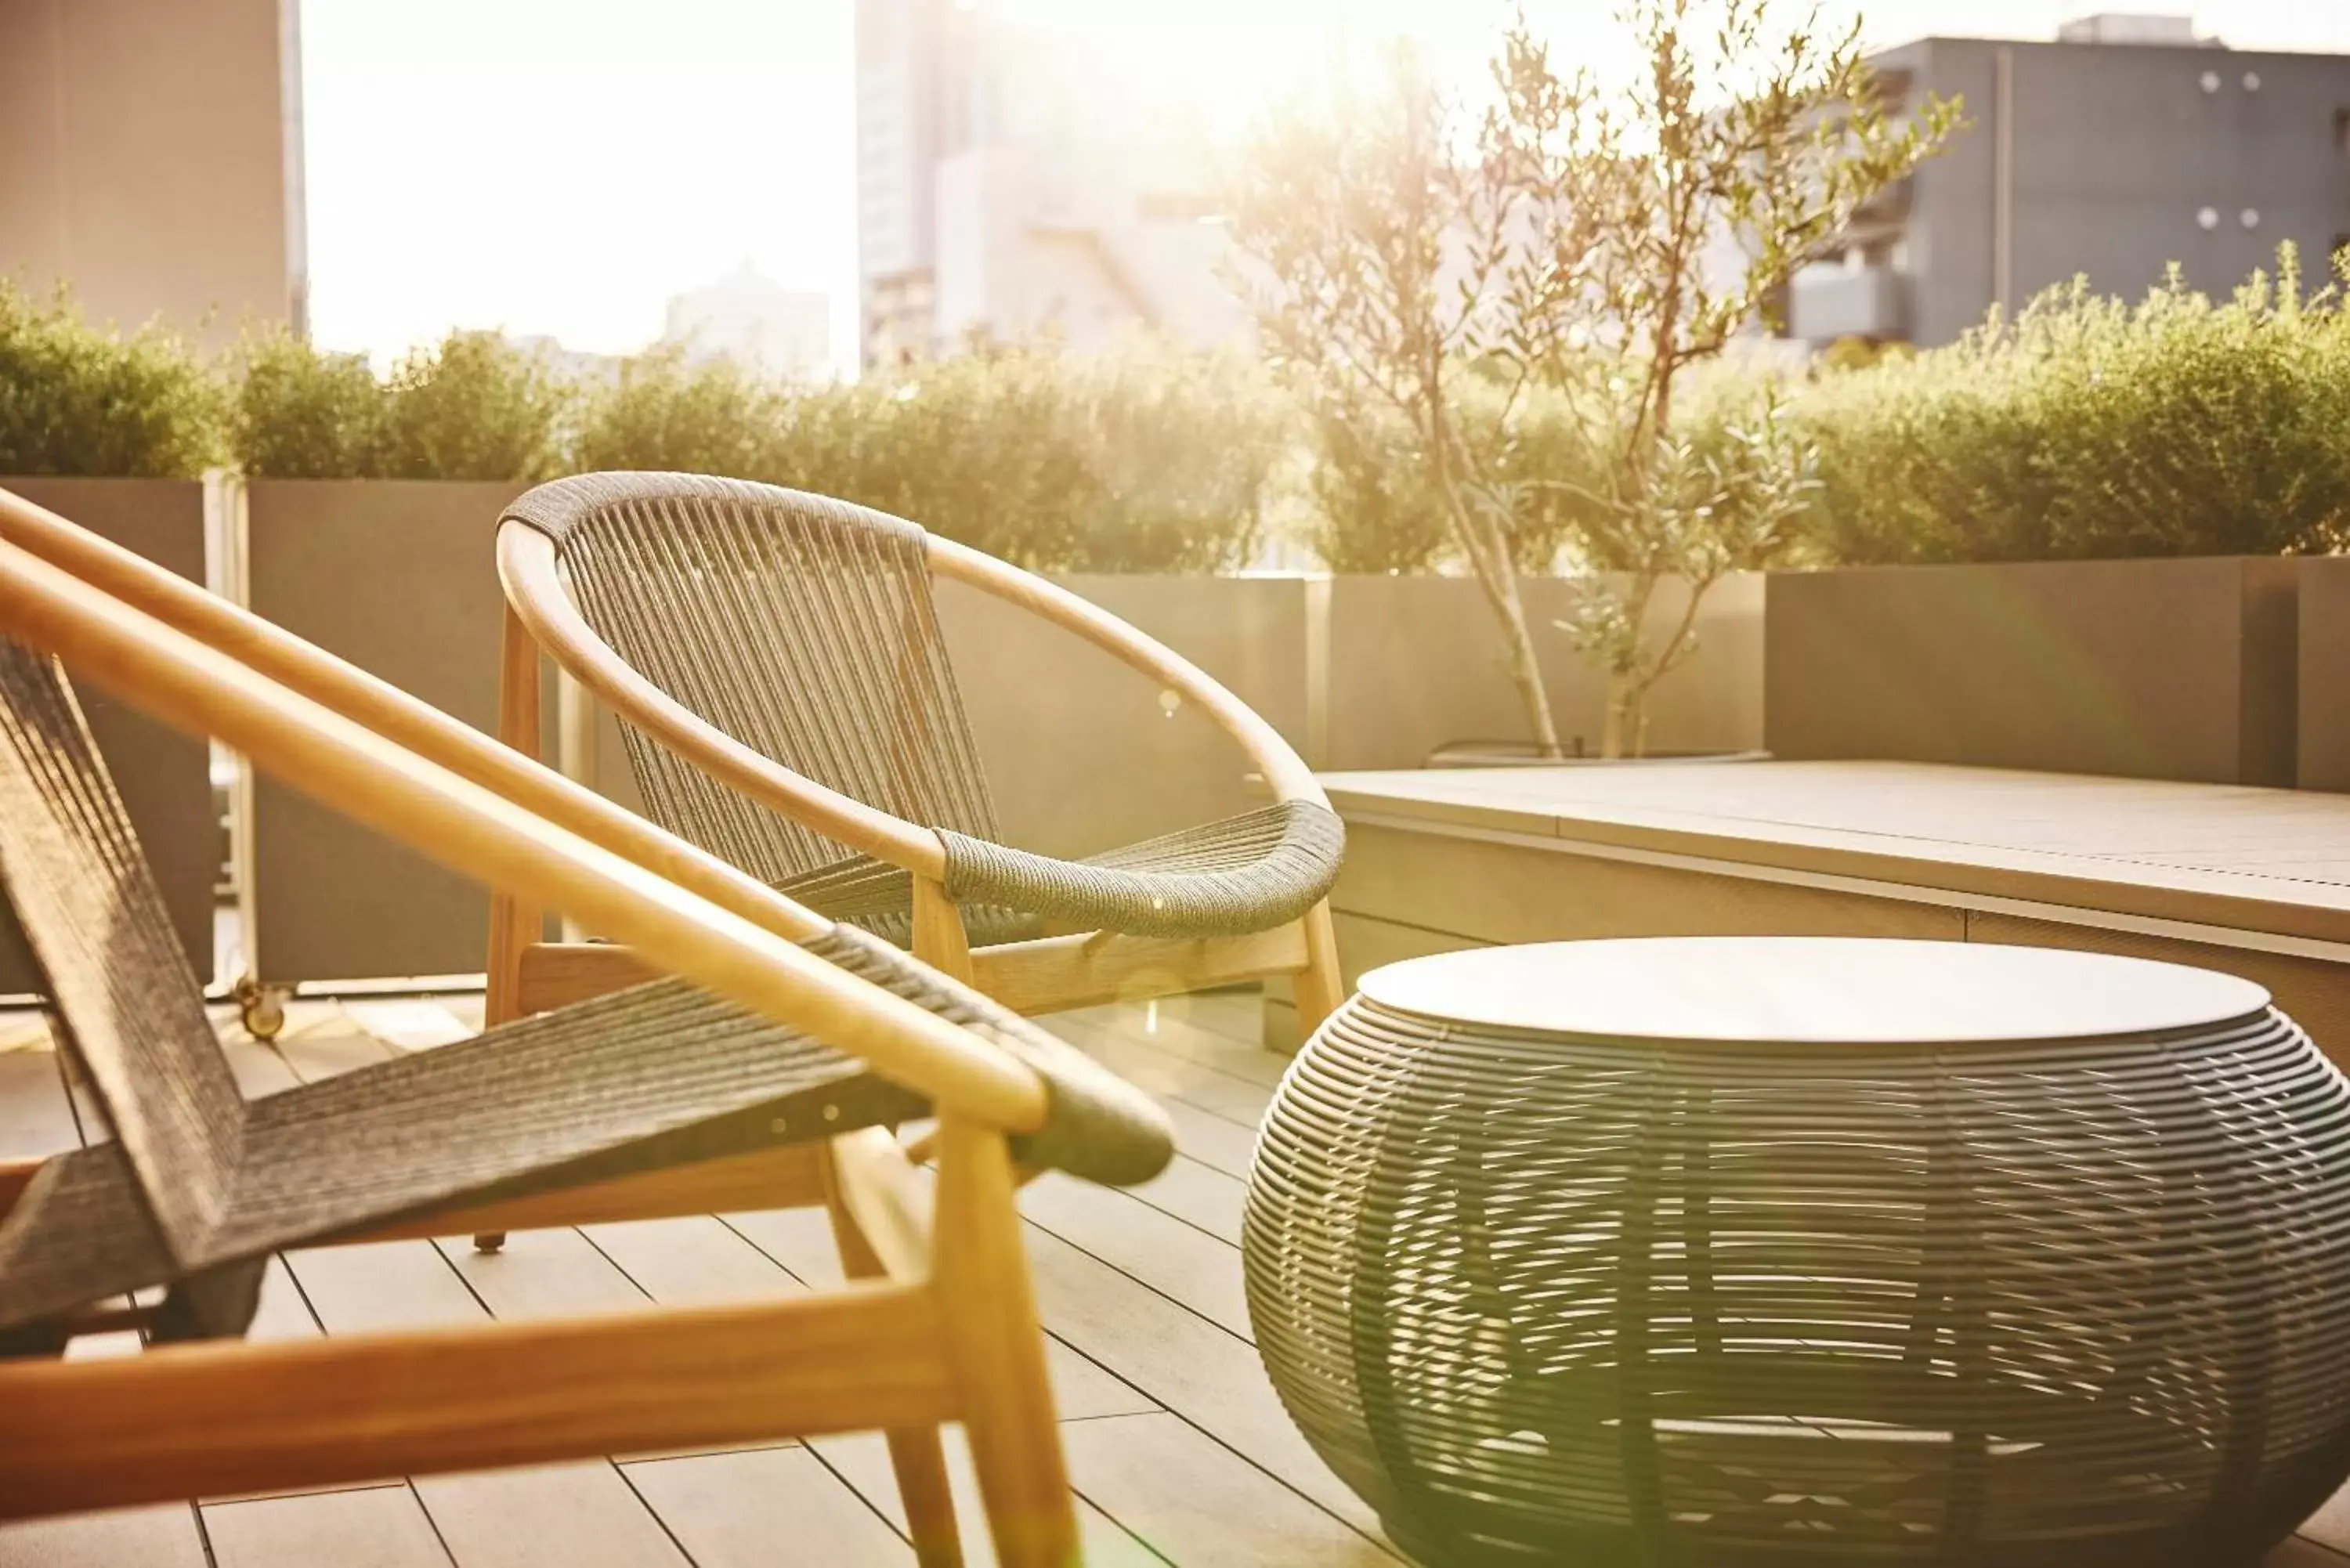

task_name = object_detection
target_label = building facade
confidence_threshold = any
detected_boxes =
[0,0,306,349]
[854,0,1246,367]
[661,267,830,380]
[1791,14,2350,348]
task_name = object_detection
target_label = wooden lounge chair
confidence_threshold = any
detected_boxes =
[0,486,1174,1568]
[491,472,1347,1038]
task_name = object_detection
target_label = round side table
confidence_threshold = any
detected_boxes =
[1244,938,2350,1567]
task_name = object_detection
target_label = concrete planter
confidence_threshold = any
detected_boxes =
[200,480,1762,985]
[1325,573,1764,771]
[0,477,215,991]
[244,479,527,984]
[2298,558,2350,793]
[1766,557,2299,786]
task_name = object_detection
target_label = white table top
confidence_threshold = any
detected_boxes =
[1358,937,2274,1045]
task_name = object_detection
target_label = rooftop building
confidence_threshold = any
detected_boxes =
[0,0,306,349]
[1789,14,2350,349]
[660,266,830,380]
[853,0,1247,367]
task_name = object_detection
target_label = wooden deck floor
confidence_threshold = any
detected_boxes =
[0,985,2345,1566]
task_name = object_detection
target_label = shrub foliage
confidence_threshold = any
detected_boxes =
[0,280,222,477]
[233,328,571,482]
[1794,246,2350,563]
[16,249,2350,572]
[574,342,1283,571]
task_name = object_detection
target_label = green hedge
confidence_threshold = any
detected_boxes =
[573,343,1285,572]
[234,328,572,482]
[1792,247,2350,563]
[0,280,223,477]
[5,287,1282,571]
[19,253,2350,569]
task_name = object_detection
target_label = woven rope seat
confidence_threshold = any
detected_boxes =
[1244,938,2350,1567]
[0,638,1173,1349]
[501,473,1343,945]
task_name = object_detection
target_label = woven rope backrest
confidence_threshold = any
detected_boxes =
[0,640,240,1261]
[507,474,1000,884]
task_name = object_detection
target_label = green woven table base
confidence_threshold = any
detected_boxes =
[1245,966,2350,1567]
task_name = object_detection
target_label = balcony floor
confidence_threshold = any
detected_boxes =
[0,987,2344,1566]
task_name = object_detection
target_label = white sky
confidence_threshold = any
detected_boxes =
[299,1,2350,373]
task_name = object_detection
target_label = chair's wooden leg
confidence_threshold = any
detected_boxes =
[911,876,976,984]
[476,602,546,1257]
[880,1423,965,1566]
[824,1143,965,1568]
[1294,900,1346,1036]
[916,880,1076,1563]
[932,1116,1078,1568]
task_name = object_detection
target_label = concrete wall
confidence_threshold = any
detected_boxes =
[245,480,523,982]
[0,477,214,991]
[0,0,302,348]
[1326,573,1765,769]
[1767,556,2299,786]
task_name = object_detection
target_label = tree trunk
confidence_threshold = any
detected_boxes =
[1484,562,1563,760]
[1429,412,1562,760]
[1601,670,1654,760]
[1448,501,1561,759]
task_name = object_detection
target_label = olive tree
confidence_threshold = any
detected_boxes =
[1232,1,1956,755]
[1231,45,1565,746]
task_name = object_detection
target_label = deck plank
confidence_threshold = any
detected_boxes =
[1062,1004,1287,1089]
[202,1485,453,1568]
[718,1205,1161,1422]
[281,1238,486,1335]
[1047,1014,1273,1125]
[1123,1154,1246,1246]
[1065,1413,1399,1566]
[271,1006,399,1082]
[342,999,474,1052]
[410,1465,688,1568]
[283,1235,690,1563]
[1137,1094,1261,1180]
[807,1427,1162,1568]
[434,1226,651,1319]
[582,1214,810,1306]
[1149,991,1268,1051]
[1019,1173,1253,1340]
[0,1505,210,1568]
[0,1021,214,1562]
[2301,1486,2350,1555]
[248,1255,324,1342]
[623,1447,911,1568]
[1016,1211,1380,1538]
[1321,759,2350,943]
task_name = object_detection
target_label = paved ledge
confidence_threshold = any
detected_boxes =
[1323,758,2350,952]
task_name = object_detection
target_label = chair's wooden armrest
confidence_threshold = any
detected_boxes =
[0,535,1048,1136]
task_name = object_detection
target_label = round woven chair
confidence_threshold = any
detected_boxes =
[1245,938,2350,1567]
[490,472,1343,1025]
